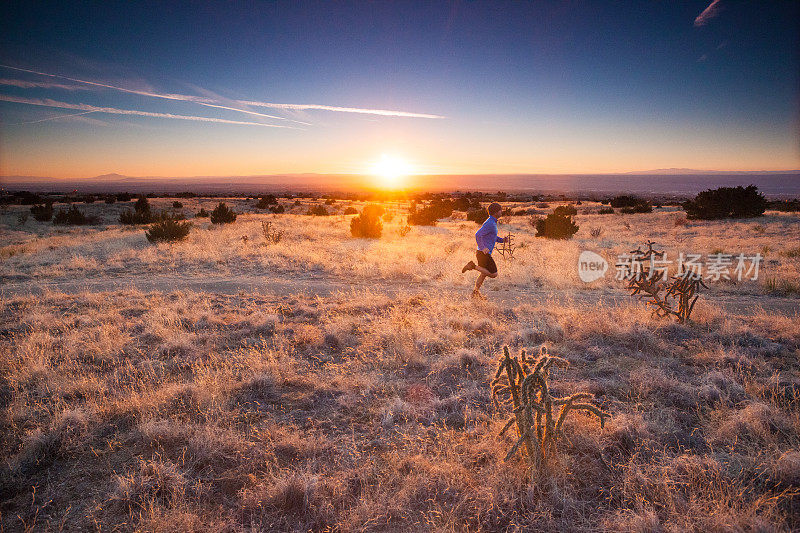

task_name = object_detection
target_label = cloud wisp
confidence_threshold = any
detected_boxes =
[694,0,723,27]
[0,78,93,91]
[0,95,296,128]
[238,100,446,119]
[0,64,308,125]
[0,64,445,122]
[6,110,98,126]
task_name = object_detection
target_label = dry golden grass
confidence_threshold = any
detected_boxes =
[1,198,799,531]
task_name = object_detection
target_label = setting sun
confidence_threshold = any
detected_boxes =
[370,154,412,188]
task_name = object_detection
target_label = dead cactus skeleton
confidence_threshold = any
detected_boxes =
[491,345,610,469]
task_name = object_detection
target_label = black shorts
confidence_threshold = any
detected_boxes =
[476,250,497,274]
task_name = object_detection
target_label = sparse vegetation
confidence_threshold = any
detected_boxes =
[196,208,210,218]
[53,205,98,225]
[0,196,798,531]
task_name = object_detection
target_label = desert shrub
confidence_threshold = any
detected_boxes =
[598,207,615,214]
[398,224,411,237]
[610,195,641,208]
[30,202,54,221]
[270,204,285,214]
[120,196,155,224]
[307,205,329,216]
[535,212,579,239]
[467,209,487,224]
[768,199,800,212]
[683,185,767,219]
[609,195,652,213]
[104,195,116,204]
[83,195,96,204]
[590,226,602,238]
[210,202,237,224]
[16,212,28,224]
[553,204,577,216]
[621,202,652,214]
[116,192,133,202]
[256,194,278,209]
[261,221,283,244]
[196,208,210,218]
[53,205,98,225]
[350,204,383,238]
[324,198,335,205]
[408,199,452,226]
[536,202,550,208]
[172,201,183,209]
[674,216,688,226]
[146,218,192,243]
[343,206,358,215]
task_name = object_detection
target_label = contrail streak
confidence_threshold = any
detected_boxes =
[0,78,92,91]
[694,0,723,26]
[238,100,446,119]
[6,110,97,126]
[0,64,444,121]
[0,64,309,125]
[0,95,295,128]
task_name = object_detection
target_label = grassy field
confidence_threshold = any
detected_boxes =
[1,198,799,531]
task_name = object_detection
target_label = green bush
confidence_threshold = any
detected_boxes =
[350,204,384,238]
[255,194,277,209]
[307,205,329,216]
[146,218,192,243]
[210,202,237,224]
[53,205,98,225]
[30,202,54,221]
[467,209,487,224]
[196,208,210,218]
[120,196,155,224]
[683,185,767,220]
[553,204,577,216]
[408,199,453,226]
[535,213,579,239]
[610,195,651,214]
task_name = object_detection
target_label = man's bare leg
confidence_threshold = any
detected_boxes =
[473,267,497,296]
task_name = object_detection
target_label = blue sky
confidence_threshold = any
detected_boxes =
[0,1,798,178]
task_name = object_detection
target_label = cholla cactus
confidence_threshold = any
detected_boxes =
[491,346,609,469]
[626,241,707,323]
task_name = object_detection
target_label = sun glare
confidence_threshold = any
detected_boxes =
[370,154,412,188]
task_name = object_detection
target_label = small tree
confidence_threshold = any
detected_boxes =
[255,194,278,209]
[307,205,329,216]
[120,196,155,224]
[683,185,767,220]
[350,204,383,238]
[53,205,97,225]
[535,213,579,239]
[553,204,577,217]
[30,202,54,221]
[146,218,192,243]
[210,202,237,224]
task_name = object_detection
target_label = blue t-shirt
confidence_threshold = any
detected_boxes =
[475,215,504,254]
